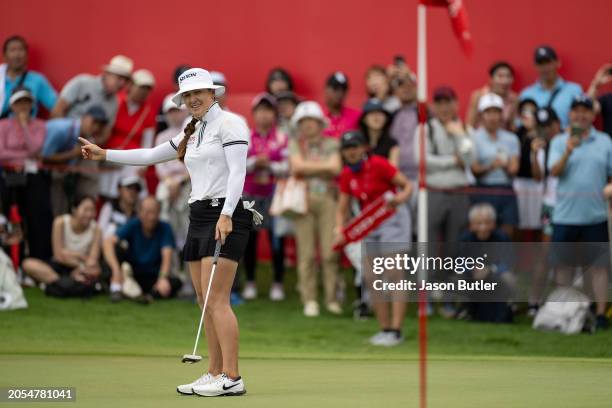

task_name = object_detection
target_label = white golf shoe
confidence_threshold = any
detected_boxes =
[193,373,246,397]
[176,372,218,395]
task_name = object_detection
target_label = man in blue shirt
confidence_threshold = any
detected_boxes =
[42,106,108,163]
[42,106,108,217]
[1,35,57,118]
[103,197,181,303]
[520,45,583,128]
[547,95,611,329]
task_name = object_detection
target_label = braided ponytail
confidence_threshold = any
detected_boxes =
[177,117,199,162]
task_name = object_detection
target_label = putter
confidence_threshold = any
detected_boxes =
[182,240,222,364]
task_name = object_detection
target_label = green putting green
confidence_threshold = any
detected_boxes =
[2,272,612,407]
[1,355,611,408]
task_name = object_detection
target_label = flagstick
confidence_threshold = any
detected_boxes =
[417,4,428,408]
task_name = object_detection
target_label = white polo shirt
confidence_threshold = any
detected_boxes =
[107,102,249,216]
[169,103,249,201]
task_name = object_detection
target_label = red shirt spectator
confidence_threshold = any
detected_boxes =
[105,92,156,150]
[339,154,397,208]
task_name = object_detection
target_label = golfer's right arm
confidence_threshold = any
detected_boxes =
[79,136,179,165]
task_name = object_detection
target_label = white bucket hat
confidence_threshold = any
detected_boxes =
[291,101,329,128]
[132,69,155,88]
[478,92,504,112]
[172,68,226,106]
[102,55,134,78]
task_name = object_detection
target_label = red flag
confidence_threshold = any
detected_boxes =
[419,0,473,56]
[333,192,396,251]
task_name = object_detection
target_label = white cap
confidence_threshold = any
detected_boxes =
[132,69,155,88]
[478,93,504,112]
[118,175,142,188]
[9,88,34,106]
[162,94,185,113]
[102,55,134,78]
[210,71,226,86]
[291,101,329,128]
[172,68,226,106]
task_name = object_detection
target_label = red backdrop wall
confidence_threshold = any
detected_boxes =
[2,0,611,119]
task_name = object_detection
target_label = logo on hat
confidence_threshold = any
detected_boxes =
[179,72,198,83]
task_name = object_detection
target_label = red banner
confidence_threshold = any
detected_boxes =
[333,192,396,251]
[9,205,22,272]
[419,0,473,56]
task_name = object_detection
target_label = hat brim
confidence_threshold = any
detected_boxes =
[570,103,594,111]
[291,115,329,129]
[341,141,363,149]
[9,91,34,106]
[478,105,503,113]
[102,65,132,78]
[172,84,226,106]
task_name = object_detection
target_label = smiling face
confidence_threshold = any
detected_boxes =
[181,89,215,119]
[72,198,96,229]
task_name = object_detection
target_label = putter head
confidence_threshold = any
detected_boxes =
[181,354,202,364]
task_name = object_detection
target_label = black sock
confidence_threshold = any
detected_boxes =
[391,329,402,338]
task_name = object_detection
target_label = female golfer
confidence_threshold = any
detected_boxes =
[80,68,252,397]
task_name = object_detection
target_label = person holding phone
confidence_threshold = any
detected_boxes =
[79,68,256,395]
[548,95,612,330]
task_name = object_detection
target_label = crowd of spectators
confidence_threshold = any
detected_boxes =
[2,34,612,343]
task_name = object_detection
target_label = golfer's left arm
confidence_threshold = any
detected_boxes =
[217,118,250,242]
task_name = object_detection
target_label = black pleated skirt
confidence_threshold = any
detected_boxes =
[183,198,253,263]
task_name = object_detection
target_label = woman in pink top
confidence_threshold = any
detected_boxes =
[0,87,53,260]
[242,93,289,301]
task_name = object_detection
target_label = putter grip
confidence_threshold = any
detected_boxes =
[212,240,222,264]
